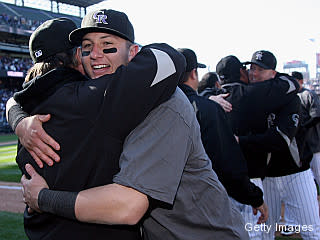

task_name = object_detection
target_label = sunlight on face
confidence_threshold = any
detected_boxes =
[80,32,133,79]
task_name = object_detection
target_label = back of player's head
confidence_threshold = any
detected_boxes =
[198,72,219,93]
[216,55,243,84]
[291,71,303,81]
[177,48,206,72]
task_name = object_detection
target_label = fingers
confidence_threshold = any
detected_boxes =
[252,207,257,215]
[220,93,230,98]
[30,151,43,168]
[37,114,51,123]
[222,102,232,112]
[208,95,233,112]
[21,174,27,184]
[27,207,35,214]
[255,203,269,224]
[35,114,60,152]
[219,101,232,112]
[25,164,37,178]
[257,213,267,224]
[31,147,54,166]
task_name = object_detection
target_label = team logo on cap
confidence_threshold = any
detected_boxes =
[255,51,263,61]
[93,11,108,24]
[35,50,42,58]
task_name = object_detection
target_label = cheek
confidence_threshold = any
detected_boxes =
[249,71,254,79]
[81,58,90,70]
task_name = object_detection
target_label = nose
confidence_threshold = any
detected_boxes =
[90,44,104,59]
[249,69,256,81]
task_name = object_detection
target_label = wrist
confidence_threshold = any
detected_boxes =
[7,105,29,133]
[38,188,78,220]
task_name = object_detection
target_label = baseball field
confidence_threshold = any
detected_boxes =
[0,134,305,239]
[0,134,27,239]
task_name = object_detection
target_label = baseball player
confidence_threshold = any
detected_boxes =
[293,71,320,187]
[216,53,300,240]
[6,12,186,239]
[9,9,250,240]
[281,71,320,236]
[198,71,224,96]
[243,52,320,240]
[177,48,268,224]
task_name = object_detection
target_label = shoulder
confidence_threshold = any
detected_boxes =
[151,88,197,128]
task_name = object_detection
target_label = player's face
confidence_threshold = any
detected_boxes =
[80,32,137,79]
[249,64,275,83]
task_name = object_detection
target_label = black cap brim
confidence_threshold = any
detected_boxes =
[69,26,133,45]
[244,61,270,70]
[198,63,206,68]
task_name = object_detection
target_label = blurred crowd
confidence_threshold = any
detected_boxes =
[0,88,14,133]
[0,13,43,31]
[0,55,33,74]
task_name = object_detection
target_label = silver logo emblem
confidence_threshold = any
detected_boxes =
[255,51,263,61]
[35,50,42,58]
[93,11,108,24]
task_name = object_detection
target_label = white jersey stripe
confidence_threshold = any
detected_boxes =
[150,48,176,87]
[276,127,301,167]
[279,76,296,94]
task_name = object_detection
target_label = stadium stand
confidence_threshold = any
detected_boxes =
[0,0,103,133]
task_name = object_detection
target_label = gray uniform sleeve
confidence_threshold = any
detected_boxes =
[113,105,191,205]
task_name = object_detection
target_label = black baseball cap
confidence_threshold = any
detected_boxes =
[69,9,134,45]
[245,50,277,70]
[216,55,243,83]
[177,48,206,72]
[29,17,77,63]
[291,71,303,80]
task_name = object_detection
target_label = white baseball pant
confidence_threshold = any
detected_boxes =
[231,178,264,240]
[310,152,320,186]
[262,169,320,240]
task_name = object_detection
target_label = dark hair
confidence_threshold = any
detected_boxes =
[178,71,192,85]
[25,47,78,82]
[291,71,303,80]
[198,72,219,93]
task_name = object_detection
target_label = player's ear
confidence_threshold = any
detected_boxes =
[128,43,139,62]
[190,68,198,81]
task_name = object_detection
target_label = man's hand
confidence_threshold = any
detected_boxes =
[252,202,268,224]
[15,114,60,168]
[21,164,49,213]
[209,93,232,112]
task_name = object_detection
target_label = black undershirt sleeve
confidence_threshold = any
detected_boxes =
[38,188,78,220]
[7,104,29,132]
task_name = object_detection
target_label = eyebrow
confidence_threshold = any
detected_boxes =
[82,34,113,42]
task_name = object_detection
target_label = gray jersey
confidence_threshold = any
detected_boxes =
[114,88,249,240]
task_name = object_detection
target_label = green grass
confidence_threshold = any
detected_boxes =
[0,134,18,143]
[0,211,27,240]
[0,135,20,182]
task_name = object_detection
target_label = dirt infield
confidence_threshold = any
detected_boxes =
[0,180,318,240]
[0,181,25,213]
